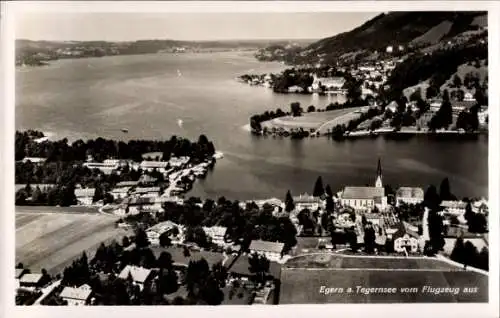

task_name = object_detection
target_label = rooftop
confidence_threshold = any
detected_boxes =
[342,187,385,200]
[19,273,43,284]
[249,240,285,254]
[59,285,92,301]
[74,188,96,198]
[118,265,152,283]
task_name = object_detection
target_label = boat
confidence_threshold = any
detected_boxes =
[121,128,129,133]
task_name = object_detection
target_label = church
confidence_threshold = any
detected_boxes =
[340,159,387,211]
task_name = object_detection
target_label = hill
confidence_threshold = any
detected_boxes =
[300,11,486,64]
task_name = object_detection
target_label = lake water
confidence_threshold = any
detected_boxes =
[16,52,488,200]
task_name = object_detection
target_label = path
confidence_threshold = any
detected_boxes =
[33,279,61,305]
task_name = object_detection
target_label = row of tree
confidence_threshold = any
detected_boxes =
[16,131,216,163]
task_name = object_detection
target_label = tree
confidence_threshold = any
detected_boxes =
[346,228,358,253]
[307,105,316,113]
[427,210,445,254]
[477,247,489,271]
[134,228,150,248]
[450,237,465,264]
[93,186,104,203]
[452,74,462,88]
[157,252,173,270]
[290,102,302,117]
[325,196,334,213]
[363,226,376,254]
[424,185,440,210]
[325,184,333,197]
[16,262,24,269]
[285,190,295,213]
[159,232,172,248]
[122,236,130,248]
[248,253,270,285]
[439,178,455,201]
[313,176,325,197]
[183,246,191,258]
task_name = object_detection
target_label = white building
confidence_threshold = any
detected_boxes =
[74,188,96,205]
[478,107,488,125]
[83,162,119,175]
[60,284,92,306]
[396,187,424,206]
[390,222,420,254]
[441,200,468,215]
[341,159,386,210]
[429,99,443,112]
[203,226,228,246]
[311,76,346,91]
[464,92,476,102]
[249,240,285,262]
[140,161,169,173]
[21,157,47,165]
[293,193,323,211]
[118,265,154,291]
[109,187,131,201]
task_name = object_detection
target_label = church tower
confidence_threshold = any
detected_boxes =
[375,158,383,188]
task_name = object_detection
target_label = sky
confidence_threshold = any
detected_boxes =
[15,12,379,41]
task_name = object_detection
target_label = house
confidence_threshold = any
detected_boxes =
[59,284,93,306]
[74,188,96,205]
[451,100,476,114]
[386,46,393,53]
[140,161,169,173]
[118,265,154,291]
[133,187,161,196]
[146,220,182,245]
[385,101,398,113]
[138,174,158,185]
[203,226,227,246]
[103,159,128,167]
[248,240,285,262]
[311,76,345,91]
[15,183,56,193]
[390,222,419,254]
[109,187,131,201]
[169,156,190,168]
[478,107,488,125]
[441,200,467,215]
[19,273,46,288]
[83,162,119,175]
[115,180,139,188]
[141,152,164,161]
[15,268,28,280]
[463,92,476,102]
[395,187,424,206]
[472,199,488,214]
[287,85,304,93]
[429,99,443,112]
[21,157,46,165]
[127,196,164,214]
[293,193,323,211]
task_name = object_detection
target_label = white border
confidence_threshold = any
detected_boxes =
[1,2,499,318]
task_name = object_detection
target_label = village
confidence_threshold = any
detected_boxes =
[244,43,488,139]
[15,156,489,305]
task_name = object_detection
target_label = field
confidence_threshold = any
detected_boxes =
[279,254,488,303]
[16,206,131,275]
[261,107,364,133]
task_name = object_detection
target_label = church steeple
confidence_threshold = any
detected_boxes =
[375,158,383,188]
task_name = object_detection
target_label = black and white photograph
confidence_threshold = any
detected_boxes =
[1,1,498,315]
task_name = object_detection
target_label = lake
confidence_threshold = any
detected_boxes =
[16,52,488,200]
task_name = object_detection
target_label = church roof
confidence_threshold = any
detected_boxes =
[342,187,385,199]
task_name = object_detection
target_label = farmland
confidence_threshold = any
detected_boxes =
[16,206,131,275]
[279,254,488,303]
